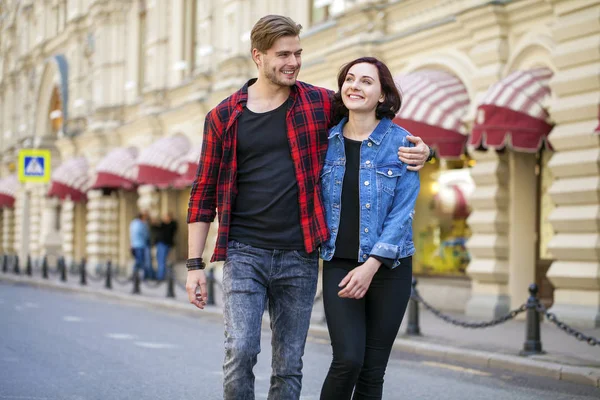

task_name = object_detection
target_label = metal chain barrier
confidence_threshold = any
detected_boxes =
[411,289,527,328]
[86,262,107,283]
[112,264,134,286]
[536,303,599,346]
[407,279,599,354]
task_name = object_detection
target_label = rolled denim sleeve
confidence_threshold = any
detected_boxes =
[368,167,420,268]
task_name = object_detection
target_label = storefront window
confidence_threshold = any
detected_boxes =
[413,155,475,277]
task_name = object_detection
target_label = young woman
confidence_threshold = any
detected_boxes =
[319,57,420,399]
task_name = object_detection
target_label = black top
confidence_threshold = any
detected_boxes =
[334,138,361,259]
[333,137,394,268]
[157,221,178,246]
[229,100,304,250]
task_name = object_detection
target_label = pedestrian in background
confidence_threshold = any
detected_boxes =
[319,57,420,400]
[156,212,177,281]
[185,15,429,400]
[129,213,151,279]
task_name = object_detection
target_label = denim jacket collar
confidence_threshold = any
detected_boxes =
[328,117,394,145]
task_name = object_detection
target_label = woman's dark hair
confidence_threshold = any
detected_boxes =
[331,57,402,125]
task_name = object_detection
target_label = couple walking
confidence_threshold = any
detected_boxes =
[186,15,428,400]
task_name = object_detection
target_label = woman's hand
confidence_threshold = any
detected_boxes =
[338,258,382,299]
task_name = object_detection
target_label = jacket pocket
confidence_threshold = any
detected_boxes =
[376,164,403,196]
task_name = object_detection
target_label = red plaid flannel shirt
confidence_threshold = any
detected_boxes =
[187,79,333,262]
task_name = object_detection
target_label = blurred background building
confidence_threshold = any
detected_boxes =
[0,0,598,327]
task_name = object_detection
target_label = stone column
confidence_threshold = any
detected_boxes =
[85,190,105,270]
[137,185,160,216]
[508,153,538,309]
[459,5,512,318]
[1,208,14,254]
[28,185,45,260]
[14,188,28,262]
[39,196,62,261]
[119,190,138,270]
[60,199,76,265]
[545,0,600,328]
[465,150,510,318]
[104,194,120,267]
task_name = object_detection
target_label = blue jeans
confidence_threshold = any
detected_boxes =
[156,242,171,280]
[222,240,319,400]
[144,246,155,279]
[132,248,146,276]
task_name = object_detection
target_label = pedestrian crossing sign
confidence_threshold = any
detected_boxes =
[18,149,51,183]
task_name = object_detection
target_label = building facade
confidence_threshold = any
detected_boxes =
[0,0,598,327]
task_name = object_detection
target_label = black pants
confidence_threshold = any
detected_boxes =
[320,257,412,400]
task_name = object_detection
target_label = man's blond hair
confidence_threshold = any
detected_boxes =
[250,15,302,54]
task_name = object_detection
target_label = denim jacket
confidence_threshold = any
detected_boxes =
[319,117,420,268]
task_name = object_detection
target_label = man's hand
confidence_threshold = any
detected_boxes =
[337,259,381,299]
[186,269,208,309]
[398,135,430,171]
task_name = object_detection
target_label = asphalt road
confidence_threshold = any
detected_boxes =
[1,282,599,400]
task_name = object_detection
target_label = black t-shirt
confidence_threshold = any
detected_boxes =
[229,100,304,250]
[334,138,361,259]
[333,137,394,268]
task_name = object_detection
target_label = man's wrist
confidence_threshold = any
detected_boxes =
[426,146,435,162]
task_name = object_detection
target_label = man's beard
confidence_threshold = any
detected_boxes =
[264,65,297,87]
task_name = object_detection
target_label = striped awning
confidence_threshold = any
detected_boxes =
[394,70,470,158]
[136,134,191,186]
[47,157,89,202]
[173,145,202,188]
[91,147,138,190]
[470,68,554,152]
[0,175,19,208]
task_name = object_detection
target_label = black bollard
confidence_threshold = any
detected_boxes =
[166,264,175,298]
[42,255,49,279]
[26,255,32,276]
[406,277,421,336]
[2,254,7,273]
[132,267,141,294]
[206,267,215,305]
[520,283,545,356]
[105,261,112,289]
[79,258,87,286]
[13,255,20,275]
[60,257,67,282]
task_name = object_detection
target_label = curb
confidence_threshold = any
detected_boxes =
[2,274,599,388]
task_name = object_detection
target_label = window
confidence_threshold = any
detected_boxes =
[138,0,147,94]
[182,0,197,77]
[310,0,331,26]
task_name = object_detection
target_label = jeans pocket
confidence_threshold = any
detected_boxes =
[227,240,252,251]
[291,249,318,264]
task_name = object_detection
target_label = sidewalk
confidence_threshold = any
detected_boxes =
[2,269,599,388]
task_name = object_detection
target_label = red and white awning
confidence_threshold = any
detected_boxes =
[173,145,202,188]
[47,157,89,202]
[136,134,191,186]
[470,68,554,152]
[0,175,19,208]
[91,147,138,190]
[394,70,470,158]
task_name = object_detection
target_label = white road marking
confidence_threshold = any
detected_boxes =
[106,333,137,340]
[133,342,178,349]
[63,316,83,322]
[14,306,23,311]
[421,361,491,376]
[23,302,39,308]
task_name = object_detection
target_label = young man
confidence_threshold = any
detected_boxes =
[186,15,430,400]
